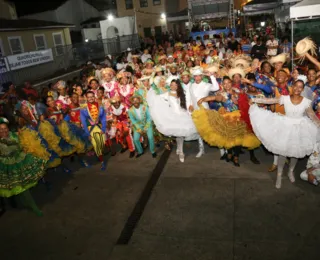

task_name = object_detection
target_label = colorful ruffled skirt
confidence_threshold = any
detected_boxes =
[192,106,261,150]
[0,151,46,198]
[58,121,92,154]
[18,126,61,168]
[38,120,75,157]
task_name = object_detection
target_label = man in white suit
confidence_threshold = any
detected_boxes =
[186,66,220,157]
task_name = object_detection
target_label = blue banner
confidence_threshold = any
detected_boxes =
[190,28,237,40]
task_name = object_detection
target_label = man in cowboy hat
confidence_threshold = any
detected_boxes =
[108,96,135,158]
[80,91,107,170]
[187,66,220,158]
[135,75,151,105]
[180,71,192,93]
[158,55,167,71]
[128,95,156,158]
[166,63,180,86]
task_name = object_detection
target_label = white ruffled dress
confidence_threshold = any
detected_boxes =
[147,89,199,141]
[249,95,320,158]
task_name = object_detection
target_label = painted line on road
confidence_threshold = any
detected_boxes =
[116,149,172,245]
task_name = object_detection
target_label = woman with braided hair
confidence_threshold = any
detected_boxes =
[147,79,199,162]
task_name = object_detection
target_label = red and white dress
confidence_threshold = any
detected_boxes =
[101,80,119,98]
[118,84,134,108]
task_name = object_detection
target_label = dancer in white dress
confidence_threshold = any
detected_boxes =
[249,80,320,188]
[147,79,199,162]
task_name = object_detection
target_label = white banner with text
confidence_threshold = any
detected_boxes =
[6,49,54,71]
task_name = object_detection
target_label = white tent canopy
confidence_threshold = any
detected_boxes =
[290,0,320,20]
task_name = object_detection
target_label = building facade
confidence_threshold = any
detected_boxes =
[116,0,168,37]
[0,0,75,85]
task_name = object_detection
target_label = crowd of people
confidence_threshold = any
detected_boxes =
[1,33,320,216]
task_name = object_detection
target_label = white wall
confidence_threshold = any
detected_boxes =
[56,0,101,31]
[21,0,101,31]
[82,28,101,41]
[100,16,136,39]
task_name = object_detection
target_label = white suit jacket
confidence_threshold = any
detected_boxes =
[187,76,220,110]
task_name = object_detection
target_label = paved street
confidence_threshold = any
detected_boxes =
[1,142,320,260]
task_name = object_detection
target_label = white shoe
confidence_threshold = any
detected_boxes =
[288,171,295,183]
[196,150,204,158]
[179,153,185,163]
[176,149,180,155]
[275,174,282,189]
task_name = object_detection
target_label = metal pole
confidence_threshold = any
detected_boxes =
[291,19,294,69]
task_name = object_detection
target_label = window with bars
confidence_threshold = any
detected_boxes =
[140,0,148,8]
[153,0,161,5]
[8,36,24,55]
[52,32,65,56]
[125,0,133,9]
[34,34,47,50]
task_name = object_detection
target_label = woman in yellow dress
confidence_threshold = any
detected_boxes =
[193,72,260,167]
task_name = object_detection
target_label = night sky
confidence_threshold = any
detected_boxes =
[12,0,115,16]
[12,0,67,16]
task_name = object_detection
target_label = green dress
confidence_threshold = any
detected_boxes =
[0,132,47,198]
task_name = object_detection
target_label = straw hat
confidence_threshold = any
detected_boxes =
[141,68,154,75]
[155,65,164,72]
[167,63,177,68]
[167,55,174,60]
[129,95,143,104]
[191,66,203,76]
[109,96,121,104]
[228,67,245,79]
[296,37,317,56]
[205,64,219,74]
[158,55,167,61]
[234,59,250,69]
[181,71,191,77]
[153,76,166,86]
[137,75,151,82]
[269,53,287,65]
[101,67,115,76]
[174,42,183,48]
[144,59,154,65]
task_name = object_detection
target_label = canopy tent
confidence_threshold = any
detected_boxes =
[243,0,279,16]
[290,0,320,20]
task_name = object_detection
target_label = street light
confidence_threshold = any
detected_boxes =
[260,21,265,27]
[85,39,89,42]
[161,13,166,19]
[108,14,114,21]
